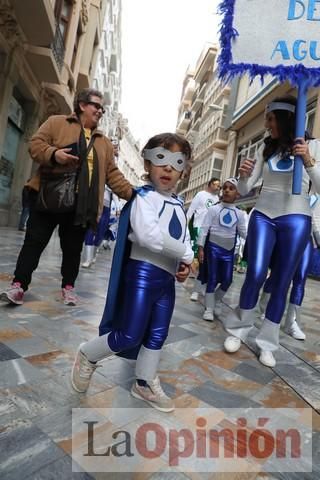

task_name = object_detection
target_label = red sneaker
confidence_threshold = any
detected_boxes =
[62,285,78,306]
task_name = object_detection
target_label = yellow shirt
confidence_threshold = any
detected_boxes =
[84,128,94,185]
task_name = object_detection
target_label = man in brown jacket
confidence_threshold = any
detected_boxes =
[0,88,133,306]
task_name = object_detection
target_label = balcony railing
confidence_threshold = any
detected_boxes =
[193,106,203,124]
[177,110,192,132]
[51,24,65,72]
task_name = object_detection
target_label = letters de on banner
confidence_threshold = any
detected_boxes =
[226,0,320,71]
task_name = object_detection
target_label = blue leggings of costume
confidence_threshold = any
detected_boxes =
[85,206,110,247]
[240,210,311,323]
[206,241,234,293]
[107,260,175,352]
[264,237,313,306]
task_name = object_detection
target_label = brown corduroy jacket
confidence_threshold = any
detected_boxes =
[27,113,133,218]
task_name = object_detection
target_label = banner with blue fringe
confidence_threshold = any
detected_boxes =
[217,0,320,86]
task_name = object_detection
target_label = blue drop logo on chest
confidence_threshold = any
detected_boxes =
[276,157,293,170]
[223,212,232,225]
[169,209,183,239]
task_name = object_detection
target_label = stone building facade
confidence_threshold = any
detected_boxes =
[0,0,107,226]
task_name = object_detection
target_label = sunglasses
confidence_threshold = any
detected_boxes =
[87,101,105,114]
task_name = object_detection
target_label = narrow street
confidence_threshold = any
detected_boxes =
[0,227,319,479]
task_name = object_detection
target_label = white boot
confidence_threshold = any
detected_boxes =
[190,279,202,301]
[92,247,98,264]
[214,287,226,317]
[224,336,241,353]
[256,318,280,367]
[223,307,256,353]
[203,293,215,321]
[190,291,199,301]
[103,240,111,250]
[259,291,271,318]
[82,245,96,268]
[259,350,276,368]
[224,307,256,340]
[283,304,306,340]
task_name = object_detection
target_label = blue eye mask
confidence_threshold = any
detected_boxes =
[143,147,186,172]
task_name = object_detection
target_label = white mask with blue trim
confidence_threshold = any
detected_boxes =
[143,147,186,172]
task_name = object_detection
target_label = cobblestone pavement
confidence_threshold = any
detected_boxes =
[0,227,319,479]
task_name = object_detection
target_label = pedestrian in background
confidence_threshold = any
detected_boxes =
[0,88,132,307]
[18,182,31,231]
[187,177,220,302]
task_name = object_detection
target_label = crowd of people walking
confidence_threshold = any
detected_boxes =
[1,88,320,413]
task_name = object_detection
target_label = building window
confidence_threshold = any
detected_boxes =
[103,73,108,89]
[208,157,223,180]
[235,134,264,174]
[71,22,81,72]
[100,50,105,69]
[54,0,73,42]
[103,31,108,50]
[306,99,317,136]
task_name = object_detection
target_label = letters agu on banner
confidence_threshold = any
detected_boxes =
[218,0,320,84]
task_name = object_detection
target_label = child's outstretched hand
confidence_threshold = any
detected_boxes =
[176,262,190,283]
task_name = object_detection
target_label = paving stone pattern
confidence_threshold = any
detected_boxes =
[0,227,319,479]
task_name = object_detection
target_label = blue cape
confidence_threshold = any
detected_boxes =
[98,187,150,359]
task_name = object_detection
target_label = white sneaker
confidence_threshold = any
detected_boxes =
[190,291,199,302]
[71,344,99,393]
[103,240,111,250]
[131,377,174,412]
[259,350,276,367]
[284,321,306,340]
[224,336,241,353]
[81,260,92,268]
[203,308,214,321]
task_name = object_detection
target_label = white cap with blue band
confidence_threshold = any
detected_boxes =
[265,102,296,113]
[224,177,239,188]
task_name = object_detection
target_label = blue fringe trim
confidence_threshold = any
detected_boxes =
[217,0,320,87]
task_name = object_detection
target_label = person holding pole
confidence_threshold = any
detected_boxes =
[223,96,320,367]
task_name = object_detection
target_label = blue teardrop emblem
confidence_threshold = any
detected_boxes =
[223,212,232,225]
[276,157,293,170]
[169,210,183,239]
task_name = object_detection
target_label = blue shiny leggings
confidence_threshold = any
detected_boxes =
[264,237,313,306]
[107,260,175,352]
[85,206,110,247]
[206,241,234,293]
[240,211,311,323]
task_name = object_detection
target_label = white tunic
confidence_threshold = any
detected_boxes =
[129,187,194,275]
[238,140,320,219]
[187,190,220,227]
[311,195,320,245]
[197,202,248,251]
[103,186,112,207]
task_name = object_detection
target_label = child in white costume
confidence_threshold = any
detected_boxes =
[197,178,247,321]
[71,133,193,412]
[187,178,220,301]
